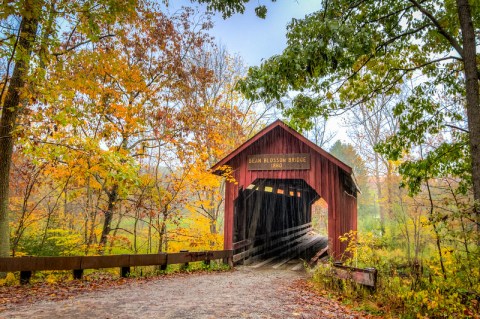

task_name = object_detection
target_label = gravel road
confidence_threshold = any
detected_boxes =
[0,267,361,319]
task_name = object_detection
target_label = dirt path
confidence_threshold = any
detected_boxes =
[0,267,363,319]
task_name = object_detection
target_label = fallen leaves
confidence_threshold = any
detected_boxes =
[1,270,387,318]
[285,279,386,319]
[0,268,233,312]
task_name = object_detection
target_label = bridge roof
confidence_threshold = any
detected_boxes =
[211,119,353,175]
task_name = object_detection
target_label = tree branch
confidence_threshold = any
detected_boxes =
[376,24,430,50]
[445,124,469,133]
[408,0,464,58]
[53,33,115,56]
[391,56,462,72]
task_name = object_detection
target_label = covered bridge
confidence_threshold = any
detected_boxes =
[211,120,358,263]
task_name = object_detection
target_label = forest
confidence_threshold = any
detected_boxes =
[1,0,479,318]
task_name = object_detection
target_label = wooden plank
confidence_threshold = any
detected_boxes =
[167,251,226,264]
[81,255,130,269]
[309,246,329,267]
[234,226,312,263]
[233,250,250,263]
[0,251,233,273]
[238,228,310,263]
[208,250,233,260]
[167,252,197,264]
[233,239,251,250]
[48,256,82,270]
[129,254,167,267]
[268,234,317,263]
[248,233,311,263]
[265,226,311,248]
[272,257,292,269]
[291,263,304,271]
[273,237,321,269]
[0,257,29,272]
[250,257,277,269]
[0,256,82,272]
[332,264,377,288]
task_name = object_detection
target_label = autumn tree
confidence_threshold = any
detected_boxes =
[22,5,213,253]
[0,0,142,257]
[177,43,260,236]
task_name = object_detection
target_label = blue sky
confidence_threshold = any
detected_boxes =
[167,1,321,66]
[165,1,348,144]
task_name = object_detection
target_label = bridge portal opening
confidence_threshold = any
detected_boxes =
[232,178,327,265]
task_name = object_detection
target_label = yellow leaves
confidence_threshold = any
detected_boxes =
[46,274,57,284]
[0,273,17,287]
[167,215,223,252]
[217,165,237,184]
[352,54,369,73]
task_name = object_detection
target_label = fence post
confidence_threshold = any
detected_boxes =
[20,271,32,285]
[160,253,168,271]
[73,269,84,280]
[120,266,130,278]
[203,251,211,267]
[180,250,189,270]
[366,267,378,292]
[223,253,234,267]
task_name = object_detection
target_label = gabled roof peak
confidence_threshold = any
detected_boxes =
[211,119,352,174]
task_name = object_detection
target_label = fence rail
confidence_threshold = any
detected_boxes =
[332,263,378,289]
[0,250,233,284]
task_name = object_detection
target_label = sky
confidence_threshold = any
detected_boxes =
[167,1,321,66]
[165,1,349,145]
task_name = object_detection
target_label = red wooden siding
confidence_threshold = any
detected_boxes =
[212,120,358,259]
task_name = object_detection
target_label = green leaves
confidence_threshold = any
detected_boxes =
[236,0,475,198]
[254,5,267,19]
[193,0,276,19]
[397,140,470,195]
[375,83,469,195]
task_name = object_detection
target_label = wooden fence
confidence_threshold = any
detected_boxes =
[0,250,233,284]
[331,263,378,289]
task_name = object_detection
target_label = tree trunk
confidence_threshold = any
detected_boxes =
[108,210,123,254]
[456,0,480,238]
[157,213,168,254]
[133,210,139,254]
[209,220,217,234]
[0,3,40,257]
[374,153,385,235]
[99,184,118,253]
[386,161,394,220]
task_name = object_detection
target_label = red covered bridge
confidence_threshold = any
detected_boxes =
[212,120,358,264]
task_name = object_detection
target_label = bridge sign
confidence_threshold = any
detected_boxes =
[247,154,310,171]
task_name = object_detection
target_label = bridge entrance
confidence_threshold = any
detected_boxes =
[232,178,326,265]
[211,120,358,263]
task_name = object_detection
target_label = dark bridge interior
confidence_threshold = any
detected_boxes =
[233,179,327,268]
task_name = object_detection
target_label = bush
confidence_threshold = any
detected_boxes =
[312,230,480,318]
